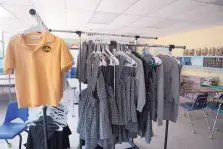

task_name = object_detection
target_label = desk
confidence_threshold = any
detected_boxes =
[182,87,223,103]
[181,89,199,103]
[193,86,223,93]
[0,78,15,101]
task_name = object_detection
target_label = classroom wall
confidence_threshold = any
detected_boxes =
[141,25,223,85]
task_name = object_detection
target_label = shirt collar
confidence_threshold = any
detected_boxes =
[19,32,55,53]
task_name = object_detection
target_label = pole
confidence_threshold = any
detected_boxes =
[164,45,174,149]
[49,29,158,40]
[77,31,83,149]
[164,120,169,149]
[43,106,48,149]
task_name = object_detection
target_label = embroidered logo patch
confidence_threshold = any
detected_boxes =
[42,46,51,52]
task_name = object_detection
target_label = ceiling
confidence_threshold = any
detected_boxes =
[0,0,223,38]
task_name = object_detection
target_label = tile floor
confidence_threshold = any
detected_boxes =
[0,94,223,149]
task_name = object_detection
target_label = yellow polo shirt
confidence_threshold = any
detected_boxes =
[4,32,73,108]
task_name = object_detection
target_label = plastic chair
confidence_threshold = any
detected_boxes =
[205,101,223,139]
[0,101,28,149]
[179,94,209,134]
[210,103,223,139]
[70,67,77,78]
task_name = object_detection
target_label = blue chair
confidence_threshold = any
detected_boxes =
[70,67,77,78]
[0,101,28,149]
[180,94,209,134]
[205,101,223,139]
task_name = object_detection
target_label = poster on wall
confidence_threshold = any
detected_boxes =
[64,38,80,49]
[64,38,80,67]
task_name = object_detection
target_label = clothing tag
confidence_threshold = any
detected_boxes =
[29,35,41,40]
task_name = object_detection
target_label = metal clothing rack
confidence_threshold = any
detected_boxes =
[127,43,186,149]
[49,29,158,149]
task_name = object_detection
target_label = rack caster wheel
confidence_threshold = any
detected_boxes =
[208,127,211,130]
[193,130,196,134]
[72,114,75,117]
[7,143,12,148]
[215,128,219,131]
[209,135,214,139]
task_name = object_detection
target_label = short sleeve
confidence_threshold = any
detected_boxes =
[4,40,15,74]
[61,40,73,72]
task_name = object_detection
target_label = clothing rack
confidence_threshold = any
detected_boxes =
[49,28,158,149]
[125,43,186,149]
[28,8,184,149]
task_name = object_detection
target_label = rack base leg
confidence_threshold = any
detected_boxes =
[164,120,169,149]
[43,106,48,149]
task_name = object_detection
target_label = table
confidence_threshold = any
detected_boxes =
[0,76,15,101]
[193,86,223,93]
[181,89,199,103]
[192,86,223,138]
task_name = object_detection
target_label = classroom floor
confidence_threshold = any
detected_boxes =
[0,93,223,149]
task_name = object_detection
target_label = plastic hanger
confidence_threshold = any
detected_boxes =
[116,44,137,67]
[19,15,48,46]
[172,56,180,64]
[143,46,162,65]
[105,43,119,66]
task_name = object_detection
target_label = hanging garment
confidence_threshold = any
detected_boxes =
[156,63,164,126]
[97,70,113,148]
[151,68,157,121]
[26,124,71,149]
[158,54,180,123]
[76,41,88,83]
[4,32,73,108]
[77,89,99,149]
[101,66,119,125]
[142,54,157,122]
[132,51,153,144]
[77,55,100,149]
[78,52,115,149]
[76,41,95,83]
[115,55,126,125]
[129,53,146,112]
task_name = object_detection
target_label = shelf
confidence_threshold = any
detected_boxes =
[177,56,223,58]
[183,65,223,71]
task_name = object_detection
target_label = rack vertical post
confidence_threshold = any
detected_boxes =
[43,106,48,149]
[77,31,83,149]
[164,44,174,149]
